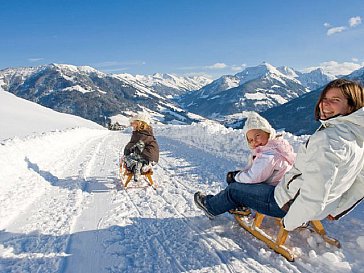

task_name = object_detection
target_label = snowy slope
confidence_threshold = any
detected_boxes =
[0,98,364,272]
[0,91,104,140]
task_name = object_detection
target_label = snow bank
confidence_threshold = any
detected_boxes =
[155,121,308,165]
[0,91,104,141]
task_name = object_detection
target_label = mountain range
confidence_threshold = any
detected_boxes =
[0,64,210,125]
[1,62,363,135]
[178,62,336,121]
[261,66,364,134]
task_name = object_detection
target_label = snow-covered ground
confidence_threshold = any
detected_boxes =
[1,91,364,273]
[0,91,103,141]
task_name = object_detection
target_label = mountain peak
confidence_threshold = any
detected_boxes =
[50,63,103,75]
[259,61,275,71]
[277,66,299,78]
[234,62,289,85]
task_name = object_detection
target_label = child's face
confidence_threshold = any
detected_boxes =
[130,120,138,131]
[246,129,270,149]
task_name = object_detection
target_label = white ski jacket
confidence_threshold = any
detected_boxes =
[274,107,364,231]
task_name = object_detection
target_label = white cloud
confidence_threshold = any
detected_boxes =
[28,58,44,62]
[326,16,362,36]
[178,63,245,72]
[231,64,246,71]
[327,26,346,36]
[182,72,213,79]
[303,61,362,76]
[206,63,228,70]
[95,61,146,68]
[176,63,246,79]
[102,67,128,73]
[176,65,203,71]
[349,16,362,27]
[352,58,359,62]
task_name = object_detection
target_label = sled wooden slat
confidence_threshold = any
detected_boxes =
[124,170,155,188]
[119,162,156,189]
[235,213,294,262]
[310,220,341,248]
[234,212,341,262]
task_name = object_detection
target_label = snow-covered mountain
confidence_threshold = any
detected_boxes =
[296,68,336,90]
[347,66,364,84]
[178,63,338,125]
[261,66,364,135]
[276,66,337,90]
[0,62,341,131]
[116,72,212,98]
[0,64,205,126]
[190,75,241,98]
[179,62,308,119]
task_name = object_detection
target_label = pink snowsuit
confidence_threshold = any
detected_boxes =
[234,137,296,186]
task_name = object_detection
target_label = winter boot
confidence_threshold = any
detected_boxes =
[194,192,215,219]
[133,161,142,182]
[141,163,152,173]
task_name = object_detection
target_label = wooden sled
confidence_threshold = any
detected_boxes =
[234,212,341,262]
[119,162,156,189]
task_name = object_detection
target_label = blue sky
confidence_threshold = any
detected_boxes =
[1,0,363,79]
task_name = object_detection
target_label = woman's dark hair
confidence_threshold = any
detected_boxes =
[314,79,364,120]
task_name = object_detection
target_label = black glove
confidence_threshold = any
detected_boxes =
[226,171,240,184]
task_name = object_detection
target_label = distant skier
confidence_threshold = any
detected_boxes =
[123,112,159,181]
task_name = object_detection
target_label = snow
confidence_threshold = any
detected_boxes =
[62,85,94,94]
[269,94,288,104]
[115,73,210,98]
[245,92,267,100]
[109,114,131,127]
[0,91,103,140]
[134,73,212,91]
[53,63,104,76]
[1,92,364,273]
[113,74,165,100]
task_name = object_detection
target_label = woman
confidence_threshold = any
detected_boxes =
[195,79,364,231]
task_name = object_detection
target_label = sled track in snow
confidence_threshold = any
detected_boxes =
[60,133,111,272]
[120,179,189,272]
[154,159,236,273]
[152,138,292,273]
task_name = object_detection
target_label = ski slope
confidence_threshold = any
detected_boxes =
[1,124,363,273]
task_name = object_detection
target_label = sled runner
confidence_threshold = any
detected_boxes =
[234,212,341,262]
[119,161,156,189]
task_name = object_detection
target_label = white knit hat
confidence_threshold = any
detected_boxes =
[129,112,151,125]
[243,112,276,143]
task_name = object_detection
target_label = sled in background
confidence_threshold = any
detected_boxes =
[119,160,156,190]
[232,211,341,262]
